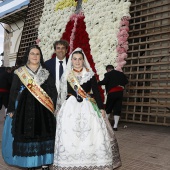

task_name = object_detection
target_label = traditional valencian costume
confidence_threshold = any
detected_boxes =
[53,48,121,170]
[2,46,57,169]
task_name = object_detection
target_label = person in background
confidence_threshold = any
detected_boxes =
[45,39,69,92]
[98,65,128,131]
[53,48,121,170]
[2,45,57,170]
[0,67,12,115]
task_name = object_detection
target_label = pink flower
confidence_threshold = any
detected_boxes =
[122,16,131,21]
[119,30,128,36]
[115,66,123,72]
[119,60,127,67]
[115,16,130,70]
[121,44,129,51]
[118,36,128,42]
[116,46,126,54]
[35,38,41,45]
[119,53,128,59]
[120,20,129,27]
[117,53,128,61]
[118,40,128,46]
[120,26,129,32]
[70,12,84,21]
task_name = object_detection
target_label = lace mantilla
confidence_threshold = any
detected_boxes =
[26,65,49,85]
[55,48,95,112]
[78,68,94,85]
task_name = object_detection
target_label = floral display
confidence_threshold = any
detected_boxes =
[38,0,131,80]
[82,0,131,78]
[38,0,76,58]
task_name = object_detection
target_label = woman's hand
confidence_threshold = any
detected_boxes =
[100,109,106,118]
[9,113,14,118]
[54,110,59,116]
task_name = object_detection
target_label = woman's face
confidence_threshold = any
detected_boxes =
[28,48,41,66]
[71,53,84,70]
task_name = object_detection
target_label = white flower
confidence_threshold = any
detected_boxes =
[38,0,130,73]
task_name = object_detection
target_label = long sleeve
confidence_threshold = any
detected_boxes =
[91,76,104,109]
[45,58,56,80]
[98,73,108,85]
[7,74,21,113]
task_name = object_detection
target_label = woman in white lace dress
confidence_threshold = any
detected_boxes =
[53,48,121,170]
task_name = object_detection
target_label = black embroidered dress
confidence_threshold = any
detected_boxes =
[2,66,57,168]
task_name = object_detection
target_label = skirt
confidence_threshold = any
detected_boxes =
[53,96,121,170]
[2,115,54,168]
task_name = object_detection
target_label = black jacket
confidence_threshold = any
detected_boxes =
[0,67,12,90]
[45,57,68,81]
[98,69,128,93]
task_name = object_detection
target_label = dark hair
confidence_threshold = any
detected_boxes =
[72,50,84,59]
[106,65,114,70]
[53,39,69,50]
[15,57,23,67]
[22,45,46,68]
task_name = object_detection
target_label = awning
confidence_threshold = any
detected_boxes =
[0,0,30,24]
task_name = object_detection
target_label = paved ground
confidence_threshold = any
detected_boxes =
[0,106,170,170]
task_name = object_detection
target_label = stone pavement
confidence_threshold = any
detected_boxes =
[0,106,170,170]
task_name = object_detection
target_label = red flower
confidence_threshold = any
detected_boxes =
[60,14,105,101]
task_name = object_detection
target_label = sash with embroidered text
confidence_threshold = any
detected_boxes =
[15,66,54,113]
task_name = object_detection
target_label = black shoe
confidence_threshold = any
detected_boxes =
[27,168,35,170]
[113,128,118,131]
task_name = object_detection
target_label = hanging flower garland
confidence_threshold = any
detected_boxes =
[116,16,130,72]
[68,12,84,54]
[67,12,105,100]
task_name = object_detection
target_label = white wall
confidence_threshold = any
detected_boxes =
[4,20,24,67]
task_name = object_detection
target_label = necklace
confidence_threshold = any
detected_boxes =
[73,68,83,73]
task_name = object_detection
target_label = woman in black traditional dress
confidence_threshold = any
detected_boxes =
[2,45,57,170]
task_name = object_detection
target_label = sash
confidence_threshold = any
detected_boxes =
[109,86,124,93]
[15,66,54,113]
[67,71,101,118]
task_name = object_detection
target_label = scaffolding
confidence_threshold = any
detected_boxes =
[121,0,170,126]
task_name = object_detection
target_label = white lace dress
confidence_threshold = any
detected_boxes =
[53,69,121,170]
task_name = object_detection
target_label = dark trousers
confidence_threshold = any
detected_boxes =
[0,92,9,110]
[105,91,123,116]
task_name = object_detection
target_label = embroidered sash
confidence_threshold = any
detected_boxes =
[15,66,54,113]
[67,71,101,118]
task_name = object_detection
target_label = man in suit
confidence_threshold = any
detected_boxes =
[45,40,69,92]
[98,65,128,131]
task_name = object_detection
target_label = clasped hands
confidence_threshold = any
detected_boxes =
[100,109,106,118]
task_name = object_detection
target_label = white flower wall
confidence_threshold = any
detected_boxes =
[82,0,131,79]
[38,0,76,60]
[38,0,131,79]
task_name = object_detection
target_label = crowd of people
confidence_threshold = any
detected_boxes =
[1,39,128,170]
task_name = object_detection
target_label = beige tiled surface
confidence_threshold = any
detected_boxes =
[115,123,170,170]
[0,107,170,170]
